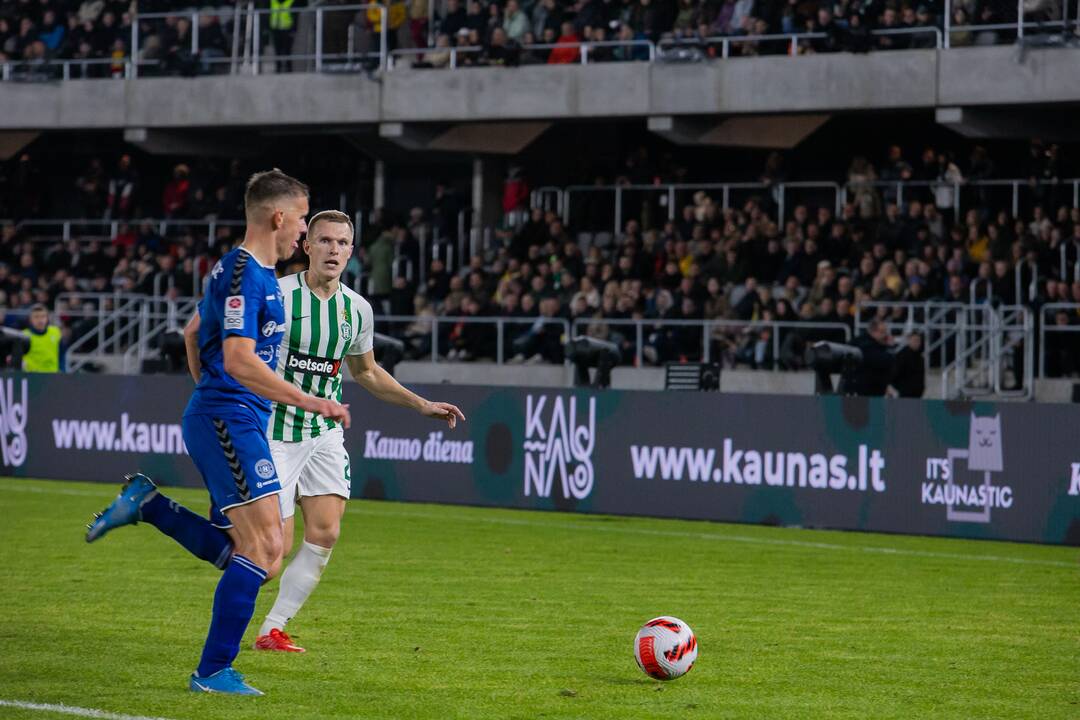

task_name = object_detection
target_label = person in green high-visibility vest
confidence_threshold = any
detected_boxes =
[22,304,65,373]
[270,0,299,73]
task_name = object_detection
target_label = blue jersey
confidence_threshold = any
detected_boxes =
[185,247,286,422]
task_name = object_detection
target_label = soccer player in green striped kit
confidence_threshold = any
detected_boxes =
[255,209,465,652]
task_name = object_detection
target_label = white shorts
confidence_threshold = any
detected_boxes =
[270,426,352,521]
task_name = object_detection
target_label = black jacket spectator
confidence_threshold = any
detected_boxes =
[439,0,468,37]
[891,335,925,397]
[1044,311,1079,377]
[844,13,873,53]
[809,10,842,53]
[482,29,519,66]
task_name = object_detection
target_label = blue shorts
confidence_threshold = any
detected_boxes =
[182,410,281,530]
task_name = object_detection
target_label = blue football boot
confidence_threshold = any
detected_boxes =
[189,667,264,696]
[85,473,158,543]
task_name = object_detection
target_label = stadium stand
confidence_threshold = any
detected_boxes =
[2,140,1079,381]
[0,0,1071,78]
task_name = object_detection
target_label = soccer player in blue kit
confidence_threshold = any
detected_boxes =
[86,169,349,696]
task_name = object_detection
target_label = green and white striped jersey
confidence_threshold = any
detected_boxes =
[269,271,374,442]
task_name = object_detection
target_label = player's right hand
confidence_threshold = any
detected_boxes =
[304,397,351,428]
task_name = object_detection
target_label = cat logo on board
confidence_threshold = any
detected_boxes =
[922,413,1013,524]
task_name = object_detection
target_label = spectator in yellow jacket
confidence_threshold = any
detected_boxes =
[23,304,64,373]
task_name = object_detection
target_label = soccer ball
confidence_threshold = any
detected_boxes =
[633,616,698,680]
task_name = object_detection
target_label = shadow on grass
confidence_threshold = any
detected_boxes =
[603,677,663,686]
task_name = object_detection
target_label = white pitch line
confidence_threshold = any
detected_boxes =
[346,506,1078,569]
[2,480,1073,569]
[0,483,114,498]
[0,699,176,720]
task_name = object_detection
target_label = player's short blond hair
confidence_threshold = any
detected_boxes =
[244,168,309,215]
[307,210,355,242]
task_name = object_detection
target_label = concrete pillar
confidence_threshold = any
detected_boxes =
[373,160,385,210]
[471,158,484,228]
[471,157,504,235]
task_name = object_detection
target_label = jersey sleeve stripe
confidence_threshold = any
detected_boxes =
[229,251,249,296]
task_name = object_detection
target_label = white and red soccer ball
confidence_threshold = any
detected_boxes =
[633,616,698,680]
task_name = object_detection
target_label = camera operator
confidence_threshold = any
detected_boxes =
[840,318,894,396]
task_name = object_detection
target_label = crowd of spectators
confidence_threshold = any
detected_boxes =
[0,151,248,349]
[0,0,1046,77]
[1,152,256,221]
[3,140,1080,379]
[0,0,238,77]
[415,0,947,67]
[359,140,1080,378]
[0,0,134,75]
[390,0,1047,68]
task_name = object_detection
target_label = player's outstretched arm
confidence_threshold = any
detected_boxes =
[346,351,466,429]
[224,336,352,428]
[183,312,202,384]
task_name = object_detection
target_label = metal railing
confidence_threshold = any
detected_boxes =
[858,300,1033,399]
[133,3,388,77]
[387,45,483,69]
[0,56,142,82]
[859,301,1000,398]
[0,4,390,81]
[387,39,656,68]
[121,296,200,373]
[529,177,1080,237]
[946,20,1080,48]
[373,314,571,364]
[943,306,997,398]
[53,292,198,373]
[948,0,1080,45]
[570,316,850,368]
[1015,259,1039,305]
[366,314,854,368]
[1055,242,1080,283]
[8,3,1077,83]
[656,25,942,58]
[993,304,1033,398]
[57,292,146,373]
[859,301,970,375]
[6,218,245,243]
[856,178,1080,223]
[37,298,1063,397]
[1038,303,1080,379]
[555,181,843,235]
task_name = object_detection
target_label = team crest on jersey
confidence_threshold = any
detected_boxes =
[341,322,352,341]
[255,459,275,480]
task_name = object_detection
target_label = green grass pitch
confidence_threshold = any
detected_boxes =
[0,477,1077,720]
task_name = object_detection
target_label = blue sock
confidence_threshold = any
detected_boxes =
[197,554,266,678]
[140,493,233,569]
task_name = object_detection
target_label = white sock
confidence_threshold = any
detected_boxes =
[259,541,333,636]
